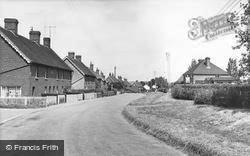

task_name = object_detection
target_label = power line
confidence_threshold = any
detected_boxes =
[218,0,235,14]
[228,0,243,12]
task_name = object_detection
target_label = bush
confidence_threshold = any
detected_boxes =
[171,85,196,100]
[194,88,213,105]
[172,84,250,109]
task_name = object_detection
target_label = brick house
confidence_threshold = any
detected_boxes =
[89,62,107,90]
[182,57,233,84]
[64,52,96,90]
[0,18,72,97]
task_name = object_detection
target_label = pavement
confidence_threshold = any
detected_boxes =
[0,93,186,156]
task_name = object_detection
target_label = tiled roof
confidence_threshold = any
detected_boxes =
[0,26,71,71]
[89,70,102,80]
[106,75,119,83]
[184,59,228,75]
[66,57,96,77]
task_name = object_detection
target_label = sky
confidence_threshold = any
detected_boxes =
[0,0,246,82]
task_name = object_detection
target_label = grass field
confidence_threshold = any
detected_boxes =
[123,92,250,156]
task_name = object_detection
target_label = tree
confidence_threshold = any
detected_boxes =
[231,2,250,76]
[188,59,197,70]
[226,58,240,79]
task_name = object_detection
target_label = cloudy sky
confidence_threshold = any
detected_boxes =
[0,0,246,82]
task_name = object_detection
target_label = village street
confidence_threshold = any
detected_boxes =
[0,94,185,156]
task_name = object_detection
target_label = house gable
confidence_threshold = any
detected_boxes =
[0,36,28,73]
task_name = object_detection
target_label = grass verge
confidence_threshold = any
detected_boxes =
[122,93,250,156]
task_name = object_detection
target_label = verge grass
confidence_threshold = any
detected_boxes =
[123,93,250,156]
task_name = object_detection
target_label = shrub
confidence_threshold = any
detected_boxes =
[194,88,213,105]
[171,85,196,100]
[172,84,250,109]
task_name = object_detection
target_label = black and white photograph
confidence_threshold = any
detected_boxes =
[0,0,249,155]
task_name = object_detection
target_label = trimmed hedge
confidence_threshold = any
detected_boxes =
[171,84,250,108]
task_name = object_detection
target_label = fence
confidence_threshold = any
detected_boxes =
[0,91,117,108]
[0,97,47,108]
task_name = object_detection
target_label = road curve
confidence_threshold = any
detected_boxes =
[0,94,185,156]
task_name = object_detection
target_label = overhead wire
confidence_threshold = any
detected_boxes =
[218,0,235,14]
[228,0,244,12]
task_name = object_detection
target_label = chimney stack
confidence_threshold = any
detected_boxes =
[114,66,116,78]
[4,18,18,34]
[43,37,51,48]
[68,52,75,59]
[29,30,41,44]
[75,55,82,62]
[90,62,94,71]
[96,68,99,75]
[205,57,211,69]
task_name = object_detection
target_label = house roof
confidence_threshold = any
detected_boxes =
[89,70,102,80]
[65,57,96,77]
[106,75,119,83]
[123,79,131,86]
[184,59,228,76]
[0,26,71,71]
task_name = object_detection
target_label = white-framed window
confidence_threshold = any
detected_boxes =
[0,86,21,97]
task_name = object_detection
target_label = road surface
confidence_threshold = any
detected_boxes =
[0,94,185,156]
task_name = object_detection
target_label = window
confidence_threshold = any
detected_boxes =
[45,67,49,79]
[32,86,35,96]
[49,86,51,93]
[56,86,58,93]
[53,86,55,93]
[44,86,47,94]
[0,86,21,97]
[35,66,38,78]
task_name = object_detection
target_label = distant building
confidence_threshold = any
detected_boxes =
[182,57,234,84]
[89,63,106,90]
[0,18,72,97]
[64,52,96,90]
[106,73,122,90]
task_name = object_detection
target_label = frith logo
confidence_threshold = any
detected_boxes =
[188,13,237,41]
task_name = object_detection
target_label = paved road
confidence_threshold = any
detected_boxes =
[0,94,185,156]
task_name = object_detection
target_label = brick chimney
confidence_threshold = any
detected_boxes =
[205,57,211,69]
[75,55,82,62]
[96,68,99,75]
[68,52,75,59]
[29,29,41,44]
[114,66,116,78]
[43,37,51,48]
[90,62,94,71]
[4,18,18,34]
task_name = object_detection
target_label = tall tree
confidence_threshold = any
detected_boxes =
[231,2,250,76]
[188,59,197,70]
[226,58,239,79]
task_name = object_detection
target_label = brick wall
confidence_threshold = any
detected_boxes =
[0,36,31,96]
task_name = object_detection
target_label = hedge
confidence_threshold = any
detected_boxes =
[171,84,250,108]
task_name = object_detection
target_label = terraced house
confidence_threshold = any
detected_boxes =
[0,18,72,97]
[64,52,96,90]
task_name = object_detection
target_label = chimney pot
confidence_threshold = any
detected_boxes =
[96,68,99,74]
[205,57,211,69]
[90,62,94,71]
[68,52,75,59]
[29,30,41,44]
[4,18,18,34]
[43,37,51,48]
[75,55,82,62]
